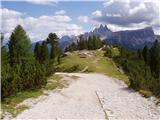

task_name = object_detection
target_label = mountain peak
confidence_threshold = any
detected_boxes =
[99,24,104,28]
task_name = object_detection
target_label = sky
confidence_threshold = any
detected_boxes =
[1,0,160,43]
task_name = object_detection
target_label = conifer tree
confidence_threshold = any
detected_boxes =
[47,33,59,60]
[34,42,41,61]
[137,49,142,59]
[8,25,34,66]
[87,36,93,50]
[149,40,160,78]
[142,45,149,64]
[41,41,49,64]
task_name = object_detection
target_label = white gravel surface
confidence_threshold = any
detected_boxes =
[14,73,160,120]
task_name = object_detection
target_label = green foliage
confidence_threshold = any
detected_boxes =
[104,46,120,58]
[65,42,77,52]
[137,49,142,59]
[2,90,43,117]
[149,40,160,78]
[46,33,62,64]
[113,41,160,97]
[63,64,82,72]
[47,33,58,44]
[34,41,50,64]
[8,25,34,66]
[1,64,12,98]
[65,35,103,52]
[142,45,149,64]
[104,46,112,58]
[77,39,88,50]
[34,42,41,61]
[41,41,49,64]
[87,36,93,50]
[1,25,48,99]
[47,33,58,59]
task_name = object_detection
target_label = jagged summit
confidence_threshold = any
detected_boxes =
[94,24,111,32]
[33,25,159,50]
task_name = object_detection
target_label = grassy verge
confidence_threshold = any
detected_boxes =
[139,89,152,98]
[56,50,129,83]
[1,89,43,118]
[1,74,63,118]
[45,74,64,90]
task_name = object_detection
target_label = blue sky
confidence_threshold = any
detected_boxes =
[1,0,160,42]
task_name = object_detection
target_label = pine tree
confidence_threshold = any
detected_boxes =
[1,33,11,98]
[149,40,160,78]
[34,42,41,61]
[142,45,149,64]
[87,36,93,50]
[47,33,58,44]
[92,35,97,50]
[137,49,142,59]
[41,41,49,64]
[47,33,59,60]
[2,25,48,99]
[8,25,34,66]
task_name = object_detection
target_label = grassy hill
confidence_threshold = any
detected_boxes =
[56,49,129,84]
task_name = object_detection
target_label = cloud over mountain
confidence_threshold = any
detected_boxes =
[88,0,160,35]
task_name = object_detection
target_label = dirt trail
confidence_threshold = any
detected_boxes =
[14,73,160,120]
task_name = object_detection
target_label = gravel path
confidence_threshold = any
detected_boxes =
[14,73,160,120]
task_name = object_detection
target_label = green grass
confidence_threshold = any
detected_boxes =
[139,89,152,98]
[45,74,64,90]
[48,74,63,81]
[112,47,120,57]
[1,90,43,117]
[57,50,129,83]
[45,82,63,90]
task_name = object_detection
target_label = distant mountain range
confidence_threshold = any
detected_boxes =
[58,24,160,50]
[33,25,160,50]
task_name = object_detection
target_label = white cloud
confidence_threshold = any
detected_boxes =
[55,10,66,15]
[0,8,22,19]
[1,8,85,43]
[106,13,121,17]
[0,8,24,34]
[92,10,102,17]
[78,16,89,23]
[39,15,71,22]
[107,22,149,32]
[25,0,58,5]
[92,0,160,34]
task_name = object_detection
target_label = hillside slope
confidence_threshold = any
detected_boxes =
[56,50,128,83]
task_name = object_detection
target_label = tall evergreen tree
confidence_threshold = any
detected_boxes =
[41,41,49,64]
[142,45,149,64]
[34,42,41,61]
[8,25,34,66]
[2,25,49,99]
[149,40,160,78]
[47,33,59,60]
[87,36,93,50]
[92,35,97,50]
[137,49,142,59]
[47,33,58,44]
[1,33,9,65]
